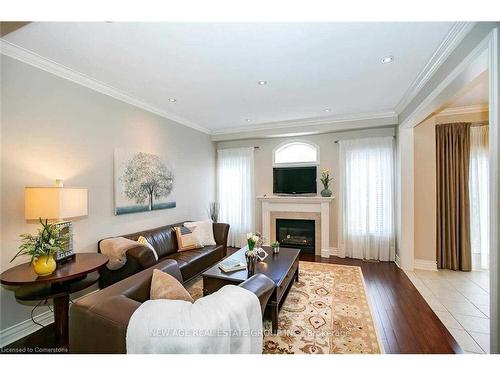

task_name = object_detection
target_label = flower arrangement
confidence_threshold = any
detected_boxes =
[11,218,69,276]
[11,219,68,264]
[320,168,333,197]
[320,168,333,189]
[246,232,264,251]
[245,232,262,275]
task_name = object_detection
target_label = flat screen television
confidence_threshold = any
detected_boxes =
[273,166,317,195]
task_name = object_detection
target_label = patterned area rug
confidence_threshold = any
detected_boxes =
[185,261,383,354]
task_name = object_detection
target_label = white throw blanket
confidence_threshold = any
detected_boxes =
[99,237,139,270]
[126,285,263,354]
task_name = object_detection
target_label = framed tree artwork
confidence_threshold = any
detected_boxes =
[114,149,176,215]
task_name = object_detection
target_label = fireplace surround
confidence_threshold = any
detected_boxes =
[276,218,315,254]
[257,195,334,257]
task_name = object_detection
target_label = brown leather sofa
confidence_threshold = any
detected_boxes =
[70,258,275,353]
[98,222,229,288]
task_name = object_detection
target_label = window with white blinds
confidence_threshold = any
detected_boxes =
[339,137,395,261]
[217,147,255,247]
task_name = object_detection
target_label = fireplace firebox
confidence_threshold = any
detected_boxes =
[276,218,315,254]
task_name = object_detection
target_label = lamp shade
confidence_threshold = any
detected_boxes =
[25,187,88,220]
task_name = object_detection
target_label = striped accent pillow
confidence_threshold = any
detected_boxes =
[174,226,202,251]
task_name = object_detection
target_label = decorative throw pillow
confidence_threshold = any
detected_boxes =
[150,269,194,302]
[174,226,203,251]
[184,220,216,246]
[137,236,159,261]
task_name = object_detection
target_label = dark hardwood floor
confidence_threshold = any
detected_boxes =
[298,253,461,354]
[2,249,461,354]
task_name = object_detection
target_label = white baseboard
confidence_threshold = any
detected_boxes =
[0,288,100,348]
[320,248,330,258]
[329,247,340,257]
[0,310,54,347]
[395,254,402,268]
[320,247,339,258]
[414,258,438,271]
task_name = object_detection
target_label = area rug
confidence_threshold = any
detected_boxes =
[185,261,383,354]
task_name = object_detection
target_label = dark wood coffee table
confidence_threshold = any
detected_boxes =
[202,246,300,333]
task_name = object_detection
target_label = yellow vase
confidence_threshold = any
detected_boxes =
[33,255,57,276]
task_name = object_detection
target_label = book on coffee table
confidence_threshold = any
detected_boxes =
[218,258,246,273]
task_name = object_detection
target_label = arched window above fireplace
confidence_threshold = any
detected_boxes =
[273,141,319,165]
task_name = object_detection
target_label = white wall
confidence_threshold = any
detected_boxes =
[0,56,216,332]
[216,127,396,250]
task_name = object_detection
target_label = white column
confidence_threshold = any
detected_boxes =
[320,202,330,258]
[261,201,271,245]
[398,127,415,270]
[488,27,499,354]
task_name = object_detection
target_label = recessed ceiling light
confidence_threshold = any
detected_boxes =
[381,56,394,64]
[324,109,331,112]
[245,119,251,122]
[168,98,177,102]
[257,80,268,85]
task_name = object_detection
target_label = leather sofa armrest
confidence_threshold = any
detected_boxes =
[85,260,182,306]
[239,274,275,314]
[70,295,141,354]
[213,223,229,247]
[156,258,183,282]
[126,245,157,269]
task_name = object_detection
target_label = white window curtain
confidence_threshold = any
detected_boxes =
[217,147,255,247]
[469,125,489,270]
[339,137,395,261]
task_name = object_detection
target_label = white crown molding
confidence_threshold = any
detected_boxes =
[395,22,476,115]
[1,39,398,138]
[0,40,211,135]
[437,104,489,116]
[212,113,397,141]
[414,259,438,271]
[2,22,475,139]
[212,110,398,136]
[399,28,492,129]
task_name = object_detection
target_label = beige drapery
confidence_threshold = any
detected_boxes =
[436,122,472,271]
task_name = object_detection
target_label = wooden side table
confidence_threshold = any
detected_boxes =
[0,253,108,349]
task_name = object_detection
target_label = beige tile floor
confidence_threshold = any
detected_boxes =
[405,268,490,353]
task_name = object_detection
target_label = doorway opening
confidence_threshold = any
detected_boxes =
[407,51,492,353]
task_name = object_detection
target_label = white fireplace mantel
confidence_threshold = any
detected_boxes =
[257,195,334,258]
[256,195,334,204]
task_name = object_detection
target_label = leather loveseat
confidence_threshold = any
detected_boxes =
[69,258,275,353]
[98,222,229,288]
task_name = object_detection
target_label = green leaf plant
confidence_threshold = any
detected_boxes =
[11,218,69,264]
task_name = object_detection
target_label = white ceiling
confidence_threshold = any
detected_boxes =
[3,22,458,133]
